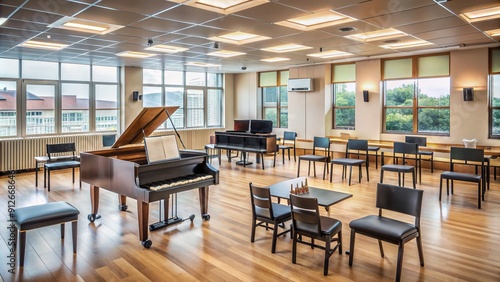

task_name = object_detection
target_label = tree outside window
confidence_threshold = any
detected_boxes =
[260,70,288,128]
[489,48,500,138]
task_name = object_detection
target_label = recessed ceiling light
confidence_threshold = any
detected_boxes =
[209,31,270,45]
[338,27,356,32]
[0,18,7,26]
[261,57,290,62]
[168,0,269,15]
[276,10,355,31]
[208,50,246,58]
[261,43,313,53]
[345,28,406,42]
[486,28,500,36]
[382,39,401,44]
[307,50,352,59]
[145,45,188,53]
[48,16,123,34]
[19,40,68,50]
[185,62,221,67]
[380,39,433,49]
[116,51,157,58]
[460,6,500,22]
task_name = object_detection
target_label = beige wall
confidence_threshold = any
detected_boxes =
[232,47,496,146]
[121,66,143,129]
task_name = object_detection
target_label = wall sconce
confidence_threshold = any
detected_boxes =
[132,91,142,101]
[363,90,369,102]
[463,87,474,101]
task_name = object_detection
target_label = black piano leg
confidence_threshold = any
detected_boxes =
[88,185,102,222]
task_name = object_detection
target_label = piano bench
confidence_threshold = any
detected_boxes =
[13,202,80,267]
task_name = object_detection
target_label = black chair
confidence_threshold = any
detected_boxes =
[297,137,330,180]
[290,194,342,276]
[380,142,419,189]
[439,147,486,209]
[405,136,434,181]
[44,143,81,191]
[249,183,292,253]
[278,131,297,164]
[349,183,424,282]
[330,139,369,185]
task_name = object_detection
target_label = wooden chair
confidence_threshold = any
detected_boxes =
[278,131,297,163]
[439,147,486,209]
[330,139,369,185]
[380,142,419,189]
[290,194,342,276]
[297,137,330,180]
[249,183,291,253]
[44,143,81,191]
[405,136,434,180]
[349,183,424,282]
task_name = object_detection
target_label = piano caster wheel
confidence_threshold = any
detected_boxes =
[119,204,128,211]
[87,214,100,222]
[202,214,210,221]
[188,214,195,223]
[142,240,152,248]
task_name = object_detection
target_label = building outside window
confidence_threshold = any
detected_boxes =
[332,63,355,129]
[383,54,450,134]
[142,69,223,129]
[489,48,500,137]
[260,70,289,128]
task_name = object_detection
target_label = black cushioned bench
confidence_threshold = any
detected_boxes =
[44,143,81,191]
[13,202,79,267]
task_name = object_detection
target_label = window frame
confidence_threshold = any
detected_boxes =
[489,47,500,139]
[332,63,356,130]
[259,70,288,128]
[382,53,451,135]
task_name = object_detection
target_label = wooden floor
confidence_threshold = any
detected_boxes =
[1,155,500,282]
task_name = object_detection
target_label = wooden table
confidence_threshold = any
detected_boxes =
[269,177,352,211]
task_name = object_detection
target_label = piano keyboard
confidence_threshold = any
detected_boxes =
[143,174,214,191]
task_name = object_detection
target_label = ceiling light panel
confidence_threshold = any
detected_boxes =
[48,16,124,34]
[261,43,313,53]
[208,50,246,57]
[307,50,353,59]
[486,28,500,36]
[145,45,189,53]
[185,62,222,67]
[345,28,406,42]
[209,31,270,45]
[0,18,7,26]
[380,39,433,49]
[168,0,269,15]
[260,57,290,62]
[460,6,500,22]
[275,11,355,31]
[116,51,157,58]
[20,40,68,50]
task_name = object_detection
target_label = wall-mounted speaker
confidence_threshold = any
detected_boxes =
[463,88,474,101]
[363,90,369,102]
[132,91,140,101]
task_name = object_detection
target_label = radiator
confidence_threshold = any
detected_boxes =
[0,129,220,172]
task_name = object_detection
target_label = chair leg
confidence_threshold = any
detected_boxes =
[366,163,370,182]
[271,220,279,253]
[380,169,384,183]
[250,218,256,242]
[293,147,296,162]
[292,230,298,264]
[47,170,51,191]
[358,165,362,183]
[323,161,327,180]
[378,240,385,257]
[398,172,401,186]
[19,230,26,267]
[439,177,443,201]
[287,148,291,161]
[313,161,317,177]
[477,182,481,209]
[412,171,416,189]
[329,162,334,183]
[395,243,405,282]
[297,160,301,177]
[72,220,78,254]
[324,236,331,276]
[416,234,424,266]
[282,149,285,164]
[348,165,353,186]
[348,229,355,266]
[72,167,75,183]
[60,223,65,239]
[338,230,342,254]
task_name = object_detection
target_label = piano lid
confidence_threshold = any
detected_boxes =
[112,106,179,148]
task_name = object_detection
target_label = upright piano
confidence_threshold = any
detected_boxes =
[80,107,219,248]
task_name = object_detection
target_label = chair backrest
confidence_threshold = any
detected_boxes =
[46,143,76,160]
[102,135,116,147]
[376,183,423,219]
[450,147,484,163]
[290,194,321,235]
[249,183,274,220]
[312,136,330,155]
[283,131,297,141]
[405,136,427,147]
[393,141,418,156]
[347,139,368,151]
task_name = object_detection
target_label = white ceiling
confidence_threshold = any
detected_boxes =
[0,0,499,73]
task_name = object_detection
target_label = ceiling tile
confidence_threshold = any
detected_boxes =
[130,18,191,33]
[173,25,227,38]
[75,6,147,26]
[415,26,483,41]
[110,27,163,39]
[96,0,178,16]
[363,5,455,28]
[203,15,263,31]
[396,16,467,35]
[22,1,89,17]
[235,2,306,23]
[335,0,435,20]
[279,30,341,45]
[0,5,16,18]
[275,0,362,12]
[155,5,221,24]
[11,9,63,25]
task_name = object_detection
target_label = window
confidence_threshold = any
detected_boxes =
[489,48,500,137]
[260,70,289,128]
[95,84,119,131]
[332,64,355,129]
[61,83,89,132]
[383,54,450,134]
[26,84,56,135]
[142,69,224,130]
[0,80,17,136]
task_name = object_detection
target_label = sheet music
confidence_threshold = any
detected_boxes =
[144,135,180,163]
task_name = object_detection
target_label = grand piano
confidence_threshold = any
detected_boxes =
[80,107,219,248]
